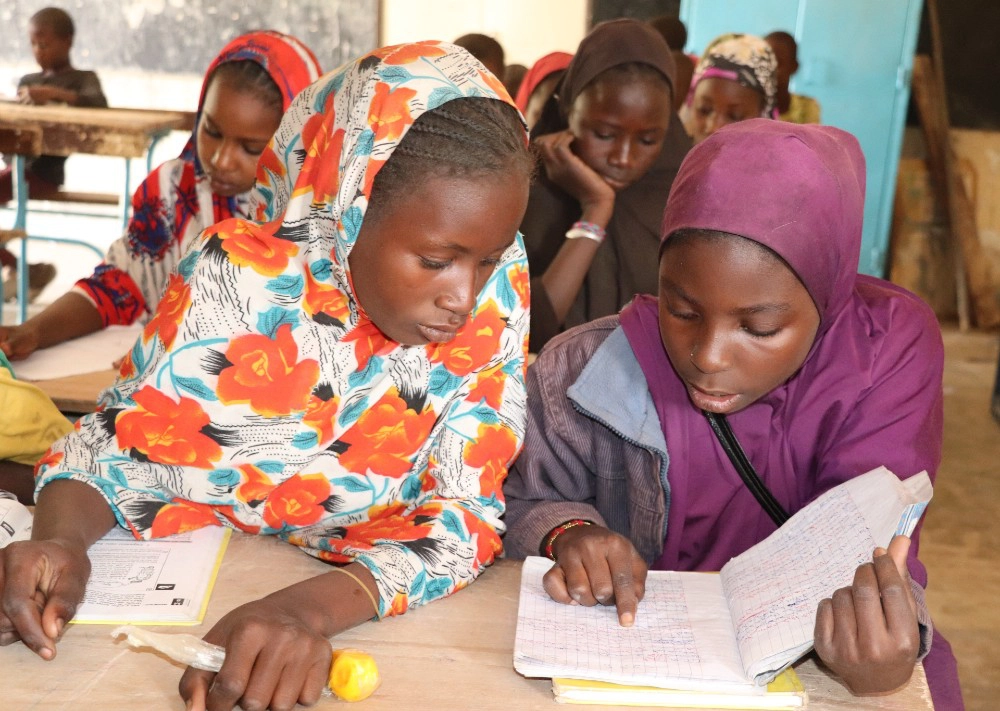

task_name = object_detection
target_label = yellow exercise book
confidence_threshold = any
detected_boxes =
[552,668,805,708]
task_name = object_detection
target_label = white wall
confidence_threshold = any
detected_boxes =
[380,0,588,68]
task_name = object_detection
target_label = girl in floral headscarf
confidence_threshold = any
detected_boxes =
[4,42,533,710]
[0,30,322,361]
[681,33,778,144]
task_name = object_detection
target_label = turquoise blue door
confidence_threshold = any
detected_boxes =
[679,0,924,276]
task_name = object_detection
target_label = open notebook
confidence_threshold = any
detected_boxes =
[514,466,932,696]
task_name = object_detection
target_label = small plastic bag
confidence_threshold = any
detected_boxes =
[112,625,226,671]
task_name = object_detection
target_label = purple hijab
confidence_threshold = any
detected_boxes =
[619,119,943,572]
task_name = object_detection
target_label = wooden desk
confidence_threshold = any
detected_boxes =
[4,539,933,711]
[0,103,194,323]
[0,103,192,159]
[30,368,116,414]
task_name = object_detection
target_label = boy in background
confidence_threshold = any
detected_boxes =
[1,7,109,301]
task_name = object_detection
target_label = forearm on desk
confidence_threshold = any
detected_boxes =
[265,562,380,637]
[32,479,116,550]
[21,292,103,350]
[540,238,602,325]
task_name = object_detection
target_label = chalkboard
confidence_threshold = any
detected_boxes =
[0,0,378,76]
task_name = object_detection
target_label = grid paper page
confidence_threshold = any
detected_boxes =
[513,557,756,693]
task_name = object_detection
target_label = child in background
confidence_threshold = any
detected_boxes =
[504,120,962,708]
[0,41,533,711]
[453,32,506,79]
[0,7,109,301]
[0,31,321,361]
[514,51,573,130]
[681,33,778,144]
[0,350,73,504]
[503,62,528,100]
[521,19,691,352]
[648,14,695,113]
[766,30,822,124]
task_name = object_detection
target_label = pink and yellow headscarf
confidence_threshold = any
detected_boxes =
[689,33,778,118]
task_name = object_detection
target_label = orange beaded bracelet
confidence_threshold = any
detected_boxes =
[541,519,595,561]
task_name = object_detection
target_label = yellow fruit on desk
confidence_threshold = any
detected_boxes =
[328,648,381,702]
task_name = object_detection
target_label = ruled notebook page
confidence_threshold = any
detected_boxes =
[721,466,933,684]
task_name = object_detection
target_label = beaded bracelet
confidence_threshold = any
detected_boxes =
[564,220,606,244]
[540,519,595,561]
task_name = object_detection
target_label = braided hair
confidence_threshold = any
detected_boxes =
[367,97,533,222]
[207,60,284,114]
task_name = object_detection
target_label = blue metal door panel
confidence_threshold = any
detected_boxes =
[679,0,924,276]
[680,0,799,54]
[796,0,921,275]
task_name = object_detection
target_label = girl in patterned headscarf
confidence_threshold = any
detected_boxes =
[0,30,322,362]
[682,33,778,144]
[9,42,533,709]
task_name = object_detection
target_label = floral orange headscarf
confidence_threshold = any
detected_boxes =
[38,43,531,618]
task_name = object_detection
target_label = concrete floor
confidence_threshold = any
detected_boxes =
[922,325,1000,711]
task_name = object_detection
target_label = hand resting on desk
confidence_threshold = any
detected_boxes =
[0,322,42,361]
[544,524,648,627]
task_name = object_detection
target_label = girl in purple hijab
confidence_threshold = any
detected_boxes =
[504,119,962,707]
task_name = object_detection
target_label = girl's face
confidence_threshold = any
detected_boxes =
[688,77,765,144]
[348,171,529,346]
[658,233,820,415]
[567,76,672,192]
[196,74,282,197]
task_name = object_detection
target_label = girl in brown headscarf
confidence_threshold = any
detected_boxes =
[521,19,692,352]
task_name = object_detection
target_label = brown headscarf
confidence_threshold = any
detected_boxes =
[522,19,692,351]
